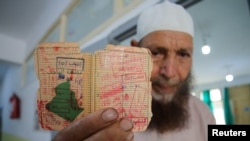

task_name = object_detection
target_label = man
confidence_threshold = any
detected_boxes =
[53,1,215,141]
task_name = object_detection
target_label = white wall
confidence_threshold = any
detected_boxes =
[0,34,26,64]
[1,0,72,140]
[26,0,72,57]
[0,80,2,105]
[193,74,250,93]
[1,65,51,141]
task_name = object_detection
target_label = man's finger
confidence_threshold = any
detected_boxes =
[52,108,119,141]
[84,118,134,141]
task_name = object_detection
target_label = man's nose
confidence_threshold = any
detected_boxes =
[159,57,177,78]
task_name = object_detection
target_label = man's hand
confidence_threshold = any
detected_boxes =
[52,108,134,141]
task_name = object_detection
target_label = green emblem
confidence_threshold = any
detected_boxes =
[46,81,83,121]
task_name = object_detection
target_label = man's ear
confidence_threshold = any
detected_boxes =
[130,39,139,47]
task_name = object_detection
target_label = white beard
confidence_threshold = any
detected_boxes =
[151,90,174,104]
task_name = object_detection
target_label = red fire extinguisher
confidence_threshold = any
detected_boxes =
[10,93,21,119]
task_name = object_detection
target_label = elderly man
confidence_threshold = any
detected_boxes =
[53,1,215,141]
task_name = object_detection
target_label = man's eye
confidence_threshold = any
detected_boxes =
[178,52,190,58]
[151,51,163,58]
[151,51,159,56]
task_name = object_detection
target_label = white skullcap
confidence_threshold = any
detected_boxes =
[136,0,194,40]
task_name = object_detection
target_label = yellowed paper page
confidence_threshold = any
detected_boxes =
[94,45,152,131]
[34,42,92,130]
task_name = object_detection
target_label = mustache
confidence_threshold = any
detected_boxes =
[151,76,180,86]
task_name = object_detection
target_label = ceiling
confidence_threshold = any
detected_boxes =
[188,0,250,88]
[0,0,47,41]
[0,0,250,90]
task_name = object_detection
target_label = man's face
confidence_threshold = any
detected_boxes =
[139,30,193,103]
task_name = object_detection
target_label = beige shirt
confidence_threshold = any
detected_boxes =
[134,95,216,141]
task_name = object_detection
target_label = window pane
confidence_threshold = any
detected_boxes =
[44,24,60,42]
[200,91,203,101]
[213,101,226,124]
[123,0,134,7]
[66,0,114,42]
[210,89,221,102]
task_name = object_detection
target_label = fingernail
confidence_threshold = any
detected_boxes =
[126,132,134,140]
[102,108,118,122]
[120,119,133,131]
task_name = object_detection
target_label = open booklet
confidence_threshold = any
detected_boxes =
[34,42,152,131]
